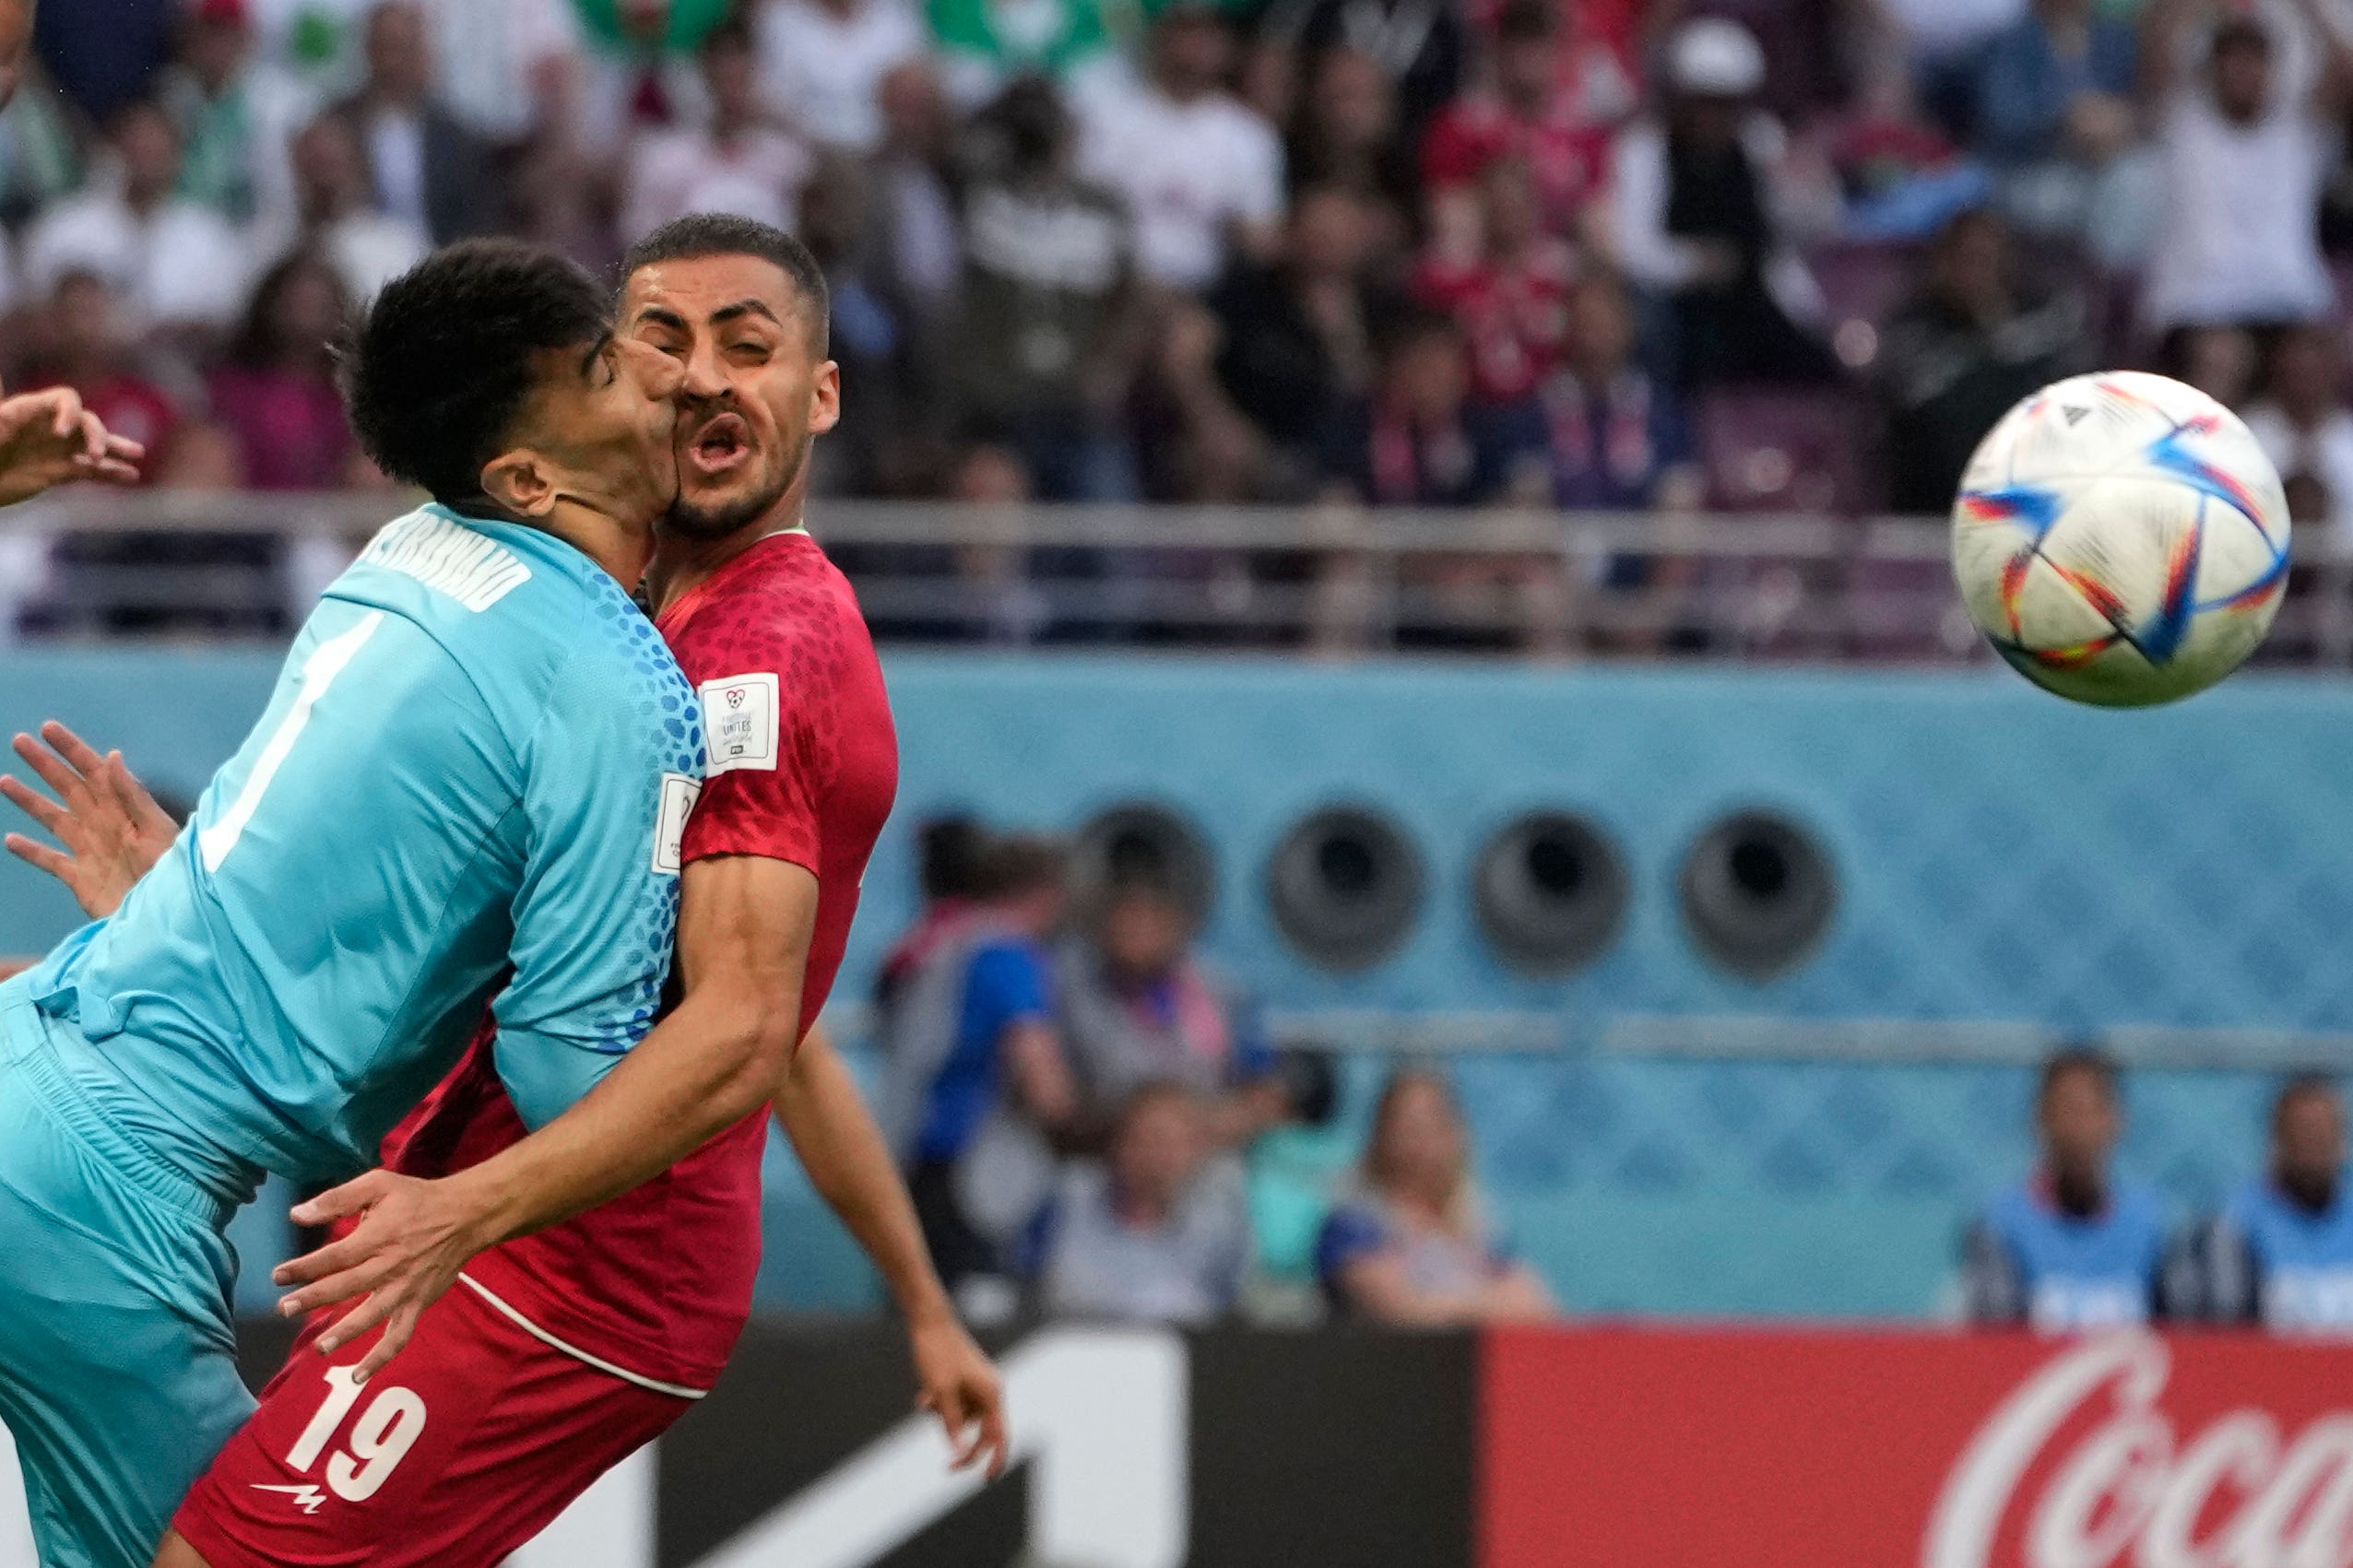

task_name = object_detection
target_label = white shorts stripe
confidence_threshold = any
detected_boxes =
[455,1273,708,1401]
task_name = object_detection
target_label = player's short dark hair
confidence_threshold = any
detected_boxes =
[343,239,611,508]
[2275,1074,2341,1131]
[621,213,831,357]
[2039,1044,2119,1106]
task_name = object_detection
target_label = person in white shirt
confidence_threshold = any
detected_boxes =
[22,99,251,335]
[755,0,927,152]
[2244,324,2353,544]
[268,111,429,302]
[1079,3,1285,293]
[1611,17,1840,386]
[2142,0,2347,336]
[621,17,814,243]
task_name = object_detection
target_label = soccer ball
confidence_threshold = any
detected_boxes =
[1950,371,2290,707]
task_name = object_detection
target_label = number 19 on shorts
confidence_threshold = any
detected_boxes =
[285,1365,428,1503]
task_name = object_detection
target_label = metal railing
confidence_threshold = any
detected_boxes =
[6,492,2348,664]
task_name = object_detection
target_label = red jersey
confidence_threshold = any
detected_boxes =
[1414,239,1579,402]
[1420,71,1626,235]
[376,528,898,1393]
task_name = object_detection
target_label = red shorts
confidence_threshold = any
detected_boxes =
[173,1279,693,1568]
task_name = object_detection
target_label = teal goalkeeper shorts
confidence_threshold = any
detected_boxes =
[0,976,254,1568]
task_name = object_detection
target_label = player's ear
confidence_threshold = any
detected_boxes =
[809,360,841,437]
[480,449,557,520]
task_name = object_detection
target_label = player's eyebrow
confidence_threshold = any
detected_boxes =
[633,305,689,333]
[708,300,783,328]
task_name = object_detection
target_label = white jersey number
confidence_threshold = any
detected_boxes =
[284,1363,429,1503]
[199,611,384,873]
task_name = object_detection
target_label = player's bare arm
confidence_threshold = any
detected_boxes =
[776,1025,1008,1475]
[272,852,815,1375]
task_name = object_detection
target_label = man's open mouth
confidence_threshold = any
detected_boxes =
[685,413,753,479]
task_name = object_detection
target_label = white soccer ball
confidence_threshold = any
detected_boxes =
[1950,371,2290,707]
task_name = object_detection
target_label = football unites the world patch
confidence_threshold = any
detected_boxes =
[699,673,782,774]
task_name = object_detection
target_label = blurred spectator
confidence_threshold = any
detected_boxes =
[621,18,812,242]
[423,0,582,148]
[31,0,176,124]
[276,111,431,302]
[1287,44,1417,229]
[875,816,993,1014]
[878,834,1080,1291]
[2178,321,2262,407]
[927,0,1121,113]
[24,99,251,334]
[159,0,313,231]
[1415,159,1579,404]
[1317,1068,1556,1324]
[2245,324,2353,540]
[207,252,355,490]
[863,61,963,317]
[1059,878,1289,1148]
[0,52,83,228]
[1319,305,1531,506]
[1969,0,2144,249]
[2141,5,2345,338]
[757,0,928,152]
[2193,1076,2353,1330]
[950,78,1141,501]
[1876,206,2088,514]
[1824,69,1992,242]
[335,1,505,242]
[570,0,735,152]
[1210,184,1392,492]
[18,270,182,479]
[1029,1082,1250,1323]
[1420,0,1629,251]
[1612,18,1839,389]
[1081,4,1285,293]
[1529,272,1702,513]
[1267,0,1467,142]
[1962,1047,2172,1330]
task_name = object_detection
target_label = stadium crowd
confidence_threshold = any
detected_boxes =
[867,818,2353,1333]
[15,0,2353,532]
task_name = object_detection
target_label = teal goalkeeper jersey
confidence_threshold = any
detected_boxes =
[25,503,706,1203]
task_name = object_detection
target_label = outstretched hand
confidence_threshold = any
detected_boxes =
[2,721,178,918]
[272,1169,500,1383]
[0,386,143,506]
[910,1311,1010,1480]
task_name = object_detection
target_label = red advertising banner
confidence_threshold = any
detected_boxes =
[1483,1326,2353,1568]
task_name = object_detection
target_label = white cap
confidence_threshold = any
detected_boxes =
[1670,17,1767,98]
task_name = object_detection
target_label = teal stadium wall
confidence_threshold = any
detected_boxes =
[2,651,2346,1318]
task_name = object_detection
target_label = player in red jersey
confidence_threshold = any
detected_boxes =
[4,217,1005,1568]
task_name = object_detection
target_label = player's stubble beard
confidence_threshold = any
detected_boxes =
[663,402,810,543]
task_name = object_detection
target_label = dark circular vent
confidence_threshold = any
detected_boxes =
[1266,805,1425,972]
[1472,812,1628,976]
[1678,810,1837,979]
[1070,802,1217,922]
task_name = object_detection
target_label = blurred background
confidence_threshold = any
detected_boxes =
[6,0,2353,1561]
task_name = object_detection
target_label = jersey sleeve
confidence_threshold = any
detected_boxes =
[493,631,706,1129]
[679,658,829,873]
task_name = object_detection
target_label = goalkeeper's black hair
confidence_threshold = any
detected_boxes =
[342,239,612,509]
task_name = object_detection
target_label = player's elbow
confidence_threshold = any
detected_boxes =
[704,986,802,1115]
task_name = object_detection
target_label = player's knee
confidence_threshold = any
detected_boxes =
[151,1527,218,1568]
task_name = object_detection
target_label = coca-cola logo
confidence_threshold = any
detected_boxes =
[1926,1333,2353,1568]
